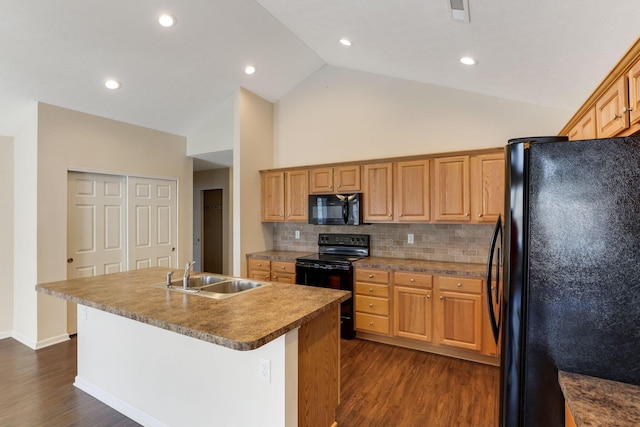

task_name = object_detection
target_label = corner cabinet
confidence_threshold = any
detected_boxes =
[261,170,308,222]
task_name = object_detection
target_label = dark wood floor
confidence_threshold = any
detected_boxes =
[0,336,498,426]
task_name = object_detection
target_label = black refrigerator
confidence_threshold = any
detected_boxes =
[486,136,640,426]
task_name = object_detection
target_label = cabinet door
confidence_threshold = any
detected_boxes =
[568,107,597,141]
[362,163,394,222]
[394,286,432,342]
[596,75,629,138]
[334,166,361,192]
[271,272,295,284]
[261,172,285,221]
[471,154,504,223]
[309,168,334,194]
[249,270,271,281]
[434,156,470,222]
[628,61,640,126]
[395,160,430,222]
[286,170,309,221]
[435,290,482,351]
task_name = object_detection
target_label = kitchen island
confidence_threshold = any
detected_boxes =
[36,267,350,427]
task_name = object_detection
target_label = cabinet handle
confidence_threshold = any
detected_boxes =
[439,296,444,300]
[265,275,270,280]
[399,213,403,217]
[388,213,392,217]
[465,213,469,217]
[410,278,415,282]
[369,288,374,292]
[457,282,462,287]
[614,113,622,120]
[478,213,483,217]
[622,107,628,114]
[368,274,373,278]
[427,294,431,299]
[369,321,374,326]
[369,303,374,308]
[281,265,286,269]
[257,263,262,267]
[329,185,333,189]
[337,184,341,188]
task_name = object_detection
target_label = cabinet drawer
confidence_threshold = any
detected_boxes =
[272,261,295,274]
[355,282,389,298]
[355,269,390,284]
[355,295,389,316]
[271,272,295,284]
[438,276,482,294]
[248,258,271,272]
[249,271,271,281]
[394,271,433,288]
[356,313,390,335]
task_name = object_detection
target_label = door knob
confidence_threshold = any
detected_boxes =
[67,258,74,263]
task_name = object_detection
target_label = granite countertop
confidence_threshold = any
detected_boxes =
[353,256,486,277]
[247,250,314,261]
[36,267,350,351]
[559,371,640,426]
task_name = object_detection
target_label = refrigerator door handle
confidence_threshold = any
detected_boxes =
[486,215,502,343]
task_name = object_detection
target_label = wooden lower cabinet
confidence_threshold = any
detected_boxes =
[434,276,483,352]
[394,286,432,341]
[354,268,391,335]
[247,257,296,283]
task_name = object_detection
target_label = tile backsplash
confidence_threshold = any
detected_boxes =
[272,222,494,264]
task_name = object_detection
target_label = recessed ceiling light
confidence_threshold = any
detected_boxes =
[460,57,477,65]
[245,65,256,75]
[158,14,176,28]
[339,38,352,47]
[104,79,121,90]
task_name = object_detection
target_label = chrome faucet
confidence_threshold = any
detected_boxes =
[166,271,174,287]
[183,261,196,289]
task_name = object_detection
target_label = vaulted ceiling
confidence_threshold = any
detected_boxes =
[1,0,639,137]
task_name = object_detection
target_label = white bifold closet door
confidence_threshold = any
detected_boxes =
[67,172,177,334]
[127,177,177,269]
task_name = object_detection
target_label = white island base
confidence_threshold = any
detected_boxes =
[74,305,336,427]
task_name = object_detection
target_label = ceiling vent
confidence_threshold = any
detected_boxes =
[449,0,470,22]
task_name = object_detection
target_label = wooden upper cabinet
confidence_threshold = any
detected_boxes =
[395,160,430,222]
[309,166,361,194]
[628,60,640,126]
[434,156,470,222]
[285,170,309,221]
[363,163,393,222]
[261,171,285,221]
[568,107,597,141]
[471,154,504,223]
[261,170,308,222]
[596,75,630,138]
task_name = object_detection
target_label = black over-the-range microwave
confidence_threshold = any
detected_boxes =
[308,193,362,225]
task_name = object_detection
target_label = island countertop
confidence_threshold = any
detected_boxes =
[36,267,350,351]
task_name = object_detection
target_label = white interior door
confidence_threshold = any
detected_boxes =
[67,172,126,333]
[128,177,177,269]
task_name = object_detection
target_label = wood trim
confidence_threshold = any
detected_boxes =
[259,147,503,174]
[559,37,640,136]
[298,305,340,427]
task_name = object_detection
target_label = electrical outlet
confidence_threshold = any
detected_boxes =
[259,358,271,383]
[408,233,414,244]
[295,230,300,239]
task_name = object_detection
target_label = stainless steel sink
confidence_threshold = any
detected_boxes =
[198,280,264,294]
[150,274,269,299]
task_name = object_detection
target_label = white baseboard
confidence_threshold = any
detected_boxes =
[11,332,70,350]
[0,330,12,340]
[35,333,70,349]
[11,331,37,349]
[74,376,168,427]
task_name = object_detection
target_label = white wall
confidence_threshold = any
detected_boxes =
[0,135,14,337]
[10,103,193,348]
[12,105,39,345]
[187,94,235,156]
[273,65,571,168]
[234,89,275,276]
[76,306,298,427]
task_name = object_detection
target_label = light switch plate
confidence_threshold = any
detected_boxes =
[408,234,414,244]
